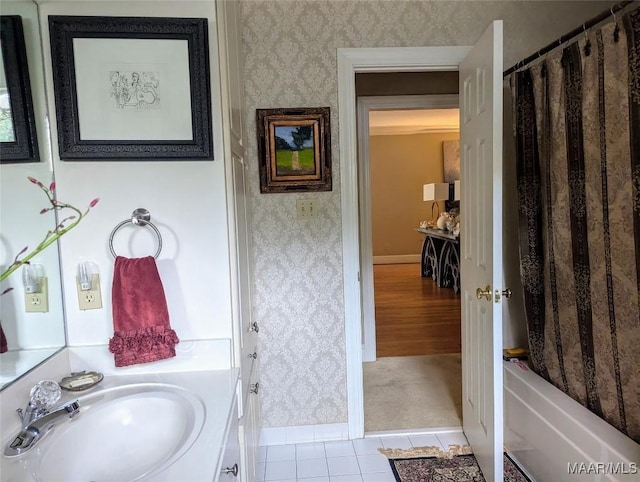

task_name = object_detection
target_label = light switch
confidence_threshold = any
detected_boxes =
[25,278,49,313]
[297,199,317,220]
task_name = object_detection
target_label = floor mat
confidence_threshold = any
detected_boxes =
[389,452,530,482]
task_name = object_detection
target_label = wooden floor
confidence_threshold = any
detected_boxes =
[374,263,461,357]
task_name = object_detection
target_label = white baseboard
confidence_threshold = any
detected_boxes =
[365,426,463,438]
[259,423,350,446]
[373,255,421,265]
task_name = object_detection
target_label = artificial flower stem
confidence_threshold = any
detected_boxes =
[0,210,84,283]
[0,177,97,285]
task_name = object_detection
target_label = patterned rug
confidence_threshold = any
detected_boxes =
[388,452,530,482]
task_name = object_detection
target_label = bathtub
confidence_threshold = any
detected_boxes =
[504,361,640,481]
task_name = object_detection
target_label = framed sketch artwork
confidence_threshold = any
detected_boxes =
[256,107,331,193]
[48,16,213,160]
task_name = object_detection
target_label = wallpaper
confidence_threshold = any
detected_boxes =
[241,0,617,428]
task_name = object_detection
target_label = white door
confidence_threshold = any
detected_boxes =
[459,21,504,482]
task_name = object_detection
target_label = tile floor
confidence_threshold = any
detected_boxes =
[256,432,469,482]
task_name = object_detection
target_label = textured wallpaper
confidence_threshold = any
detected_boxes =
[241,0,616,428]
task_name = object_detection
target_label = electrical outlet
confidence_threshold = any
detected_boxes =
[77,274,103,310]
[296,199,317,220]
[25,278,49,313]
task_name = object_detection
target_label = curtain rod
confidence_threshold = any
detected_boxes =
[503,0,635,77]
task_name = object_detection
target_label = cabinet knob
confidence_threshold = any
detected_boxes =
[250,382,260,394]
[221,463,238,477]
[248,351,257,359]
[250,322,259,333]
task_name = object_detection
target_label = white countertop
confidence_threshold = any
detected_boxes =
[1,368,239,482]
[0,348,62,389]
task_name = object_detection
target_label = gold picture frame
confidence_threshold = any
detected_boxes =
[256,107,331,193]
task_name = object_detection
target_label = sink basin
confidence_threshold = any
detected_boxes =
[32,383,205,482]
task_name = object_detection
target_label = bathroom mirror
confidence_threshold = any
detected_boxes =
[0,0,66,390]
[0,15,39,162]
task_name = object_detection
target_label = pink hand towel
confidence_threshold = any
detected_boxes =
[1,323,7,353]
[108,256,179,367]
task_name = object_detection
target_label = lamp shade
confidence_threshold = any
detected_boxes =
[423,183,450,201]
[454,180,461,201]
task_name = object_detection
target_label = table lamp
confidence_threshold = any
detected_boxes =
[423,183,450,222]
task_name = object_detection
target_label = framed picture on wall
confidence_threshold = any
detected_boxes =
[0,15,39,163]
[256,107,331,193]
[48,16,213,160]
[442,139,460,183]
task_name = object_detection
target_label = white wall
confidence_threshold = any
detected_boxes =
[36,1,233,346]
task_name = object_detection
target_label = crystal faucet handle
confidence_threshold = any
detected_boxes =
[29,380,61,408]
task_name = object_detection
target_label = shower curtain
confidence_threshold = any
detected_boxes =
[511,10,640,443]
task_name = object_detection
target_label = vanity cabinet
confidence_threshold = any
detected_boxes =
[219,400,241,481]
[239,358,261,482]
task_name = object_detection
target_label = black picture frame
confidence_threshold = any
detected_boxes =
[256,107,332,193]
[48,16,213,161]
[0,16,39,163]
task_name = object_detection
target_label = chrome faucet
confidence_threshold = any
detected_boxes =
[4,380,80,456]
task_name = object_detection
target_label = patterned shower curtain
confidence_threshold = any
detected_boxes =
[511,10,640,444]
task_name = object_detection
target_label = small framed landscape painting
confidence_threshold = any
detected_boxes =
[256,107,331,193]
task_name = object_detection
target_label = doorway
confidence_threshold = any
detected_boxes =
[340,24,505,480]
[357,95,460,361]
[357,98,463,433]
[337,45,473,440]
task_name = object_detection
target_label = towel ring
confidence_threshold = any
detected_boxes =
[109,208,163,259]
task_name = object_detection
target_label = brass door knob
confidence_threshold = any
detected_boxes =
[502,288,512,299]
[476,285,491,301]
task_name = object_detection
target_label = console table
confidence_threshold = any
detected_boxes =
[415,227,460,294]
